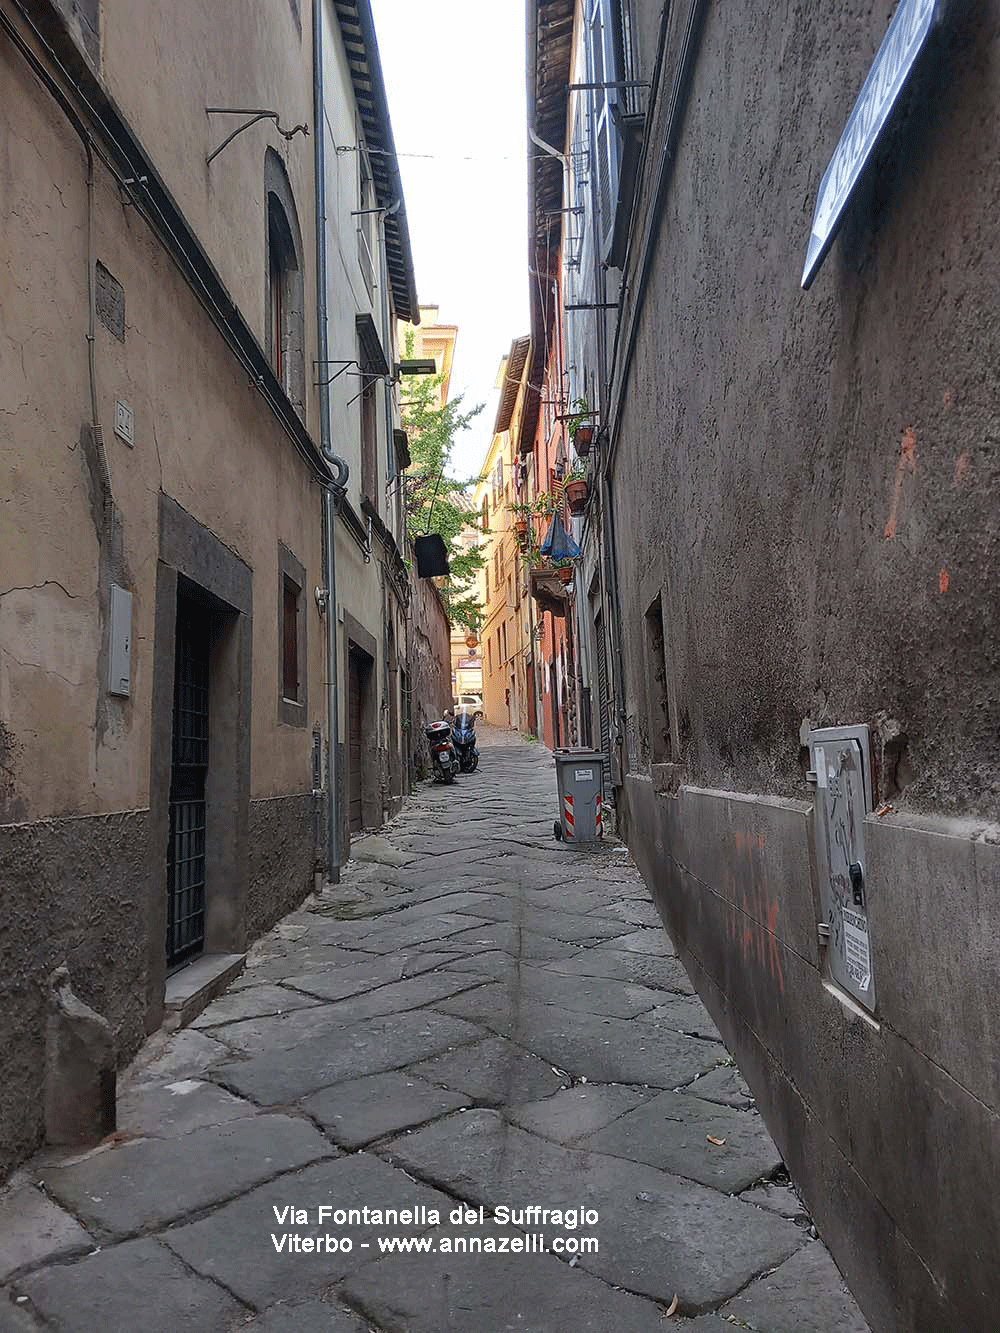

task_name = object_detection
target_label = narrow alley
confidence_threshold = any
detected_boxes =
[2,734,868,1331]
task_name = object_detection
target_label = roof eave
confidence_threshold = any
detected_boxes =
[333,0,420,323]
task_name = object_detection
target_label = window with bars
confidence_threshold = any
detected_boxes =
[282,576,300,702]
[360,361,378,503]
[279,545,307,725]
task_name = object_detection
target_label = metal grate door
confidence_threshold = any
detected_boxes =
[167,598,210,967]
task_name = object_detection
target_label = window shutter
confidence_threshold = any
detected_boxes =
[589,0,621,262]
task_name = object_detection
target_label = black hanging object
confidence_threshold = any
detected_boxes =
[414,534,450,578]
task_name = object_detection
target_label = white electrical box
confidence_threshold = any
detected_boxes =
[108,584,132,696]
[810,724,876,1012]
[114,399,134,447]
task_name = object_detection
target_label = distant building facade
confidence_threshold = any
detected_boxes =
[474,338,538,734]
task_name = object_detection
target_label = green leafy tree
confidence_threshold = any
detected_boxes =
[400,334,485,632]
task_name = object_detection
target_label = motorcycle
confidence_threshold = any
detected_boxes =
[451,707,480,773]
[424,719,460,784]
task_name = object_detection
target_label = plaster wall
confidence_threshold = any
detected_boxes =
[615,0,998,813]
[320,0,394,520]
[0,33,324,1171]
[99,0,317,391]
[608,2,1000,1327]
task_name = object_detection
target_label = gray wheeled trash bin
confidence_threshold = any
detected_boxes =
[553,749,605,847]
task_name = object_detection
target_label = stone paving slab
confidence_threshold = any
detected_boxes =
[189,982,320,1027]
[0,1293,40,1333]
[300,1071,471,1147]
[646,995,725,1042]
[204,1003,365,1056]
[39,1115,334,1237]
[579,1089,784,1193]
[382,1110,803,1312]
[542,945,693,993]
[278,954,425,1003]
[507,961,667,1018]
[740,1181,810,1221]
[129,1027,231,1085]
[439,902,632,944]
[233,944,365,985]
[0,1184,92,1282]
[719,1240,872,1332]
[115,1077,256,1140]
[242,1298,369,1332]
[336,913,495,955]
[506,1084,652,1143]
[350,836,415,867]
[590,928,674,956]
[16,1238,245,1332]
[686,1063,754,1109]
[163,1153,454,1308]
[600,898,664,928]
[342,1222,672,1331]
[518,885,623,915]
[213,1011,485,1104]
[270,969,484,1027]
[440,922,589,960]
[434,989,720,1087]
[407,1035,568,1106]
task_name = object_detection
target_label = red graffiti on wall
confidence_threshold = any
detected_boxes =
[724,832,785,993]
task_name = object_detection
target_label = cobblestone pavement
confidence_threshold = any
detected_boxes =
[1,736,870,1332]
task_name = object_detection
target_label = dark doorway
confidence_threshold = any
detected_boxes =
[348,649,364,833]
[167,594,211,967]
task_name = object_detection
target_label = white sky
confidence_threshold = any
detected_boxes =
[371,0,530,480]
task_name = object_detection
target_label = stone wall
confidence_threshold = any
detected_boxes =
[247,794,320,939]
[407,572,453,778]
[0,811,149,1179]
[609,3,1000,1329]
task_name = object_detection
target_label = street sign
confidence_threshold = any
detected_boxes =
[802,0,941,289]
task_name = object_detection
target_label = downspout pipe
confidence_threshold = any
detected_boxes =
[313,0,349,883]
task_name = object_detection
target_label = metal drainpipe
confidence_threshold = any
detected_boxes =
[313,0,349,884]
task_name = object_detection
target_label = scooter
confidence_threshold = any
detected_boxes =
[424,719,460,784]
[451,708,480,773]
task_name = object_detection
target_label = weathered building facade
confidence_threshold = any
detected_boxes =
[531,0,1000,1328]
[475,337,536,733]
[0,0,423,1177]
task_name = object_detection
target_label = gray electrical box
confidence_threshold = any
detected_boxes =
[108,584,132,697]
[809,725,875,1012]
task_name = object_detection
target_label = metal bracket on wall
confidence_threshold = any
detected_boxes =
[206,108,308,165]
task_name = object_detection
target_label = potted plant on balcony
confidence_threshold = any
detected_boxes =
[564,460,590,516]
[567,397,595,457]
[553,558,575,586]
[507,499,533,544]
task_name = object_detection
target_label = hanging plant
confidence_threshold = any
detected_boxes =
[565,479,588,515]
[567,397,595,457]
[563,460,589,515]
